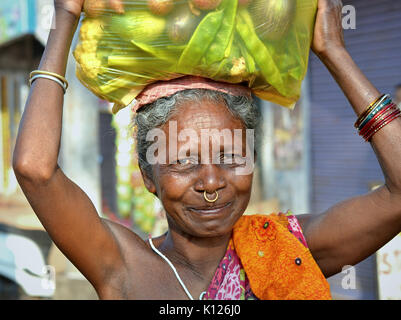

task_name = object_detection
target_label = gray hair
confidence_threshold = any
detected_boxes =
[132,89,261,178]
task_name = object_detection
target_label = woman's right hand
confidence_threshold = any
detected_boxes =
[54,0,85,19]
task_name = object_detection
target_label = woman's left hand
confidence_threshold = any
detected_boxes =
[312,0,346,59]
[299,0,401,279]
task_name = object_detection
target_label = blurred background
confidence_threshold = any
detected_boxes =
[0,0,400,300]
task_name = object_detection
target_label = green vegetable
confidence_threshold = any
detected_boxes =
[108,56,154,68]
[205,0,238,65]
[107,51,176,76]
[130,40,177,63]
[99,74,144,95]
[208,32,235,78]
[235,9,284,94]
[210,45,238,78]
[237,35,255,74]
[177,9,225,73]
[108,10,166,43]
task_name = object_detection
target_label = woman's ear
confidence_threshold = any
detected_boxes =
[139,166,157,195]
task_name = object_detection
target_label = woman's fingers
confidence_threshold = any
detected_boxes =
[54,0,85,18]
[109,0,125,14]
[83,0,124,17]
[312,0,345,57]
[83,0,106,16]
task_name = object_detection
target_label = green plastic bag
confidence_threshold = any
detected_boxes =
[74,0,318,113]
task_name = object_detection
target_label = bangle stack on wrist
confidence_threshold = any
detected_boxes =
[355,94,401,142]
[29,70,69,94]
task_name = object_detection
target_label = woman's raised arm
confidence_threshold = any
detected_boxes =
[12,2,128,291]
[298,0,401,277]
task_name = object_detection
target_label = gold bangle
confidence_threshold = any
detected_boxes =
[30,70,69,90]
[354,94,386,128]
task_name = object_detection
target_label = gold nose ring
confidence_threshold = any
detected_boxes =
[204,191,219,203]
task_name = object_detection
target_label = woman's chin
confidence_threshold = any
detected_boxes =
[190,226,232,238]
[185,213,240,238]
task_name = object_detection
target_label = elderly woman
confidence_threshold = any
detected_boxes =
[13,0,401,300]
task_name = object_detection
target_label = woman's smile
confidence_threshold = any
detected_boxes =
[186,201,233,217]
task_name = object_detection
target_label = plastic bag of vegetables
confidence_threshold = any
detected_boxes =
[74,0,318,113]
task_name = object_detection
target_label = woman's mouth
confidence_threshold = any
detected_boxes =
[187,201,233,215]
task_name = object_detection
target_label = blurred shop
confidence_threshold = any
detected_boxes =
[0,0,51,299]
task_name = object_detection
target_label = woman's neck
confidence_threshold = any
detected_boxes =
[157,228,231,279]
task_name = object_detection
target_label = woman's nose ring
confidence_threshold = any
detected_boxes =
[204,191,219,203]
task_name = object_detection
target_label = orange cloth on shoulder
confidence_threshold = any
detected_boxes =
[232,213,332,300]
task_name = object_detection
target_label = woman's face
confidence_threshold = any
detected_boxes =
[142,98,254,238]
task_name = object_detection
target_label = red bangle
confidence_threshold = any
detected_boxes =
[364,110,401,141]
[360,109,395,139]
[364,110,400,141]
[360,104,397,136]
[363,108,400,140]
[364,113,400,142]
[359,103,396,136]
[363,108,400,139]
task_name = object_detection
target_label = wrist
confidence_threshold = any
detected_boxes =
[316,45,349,65]
[53,7,81,31]
[39,9,80,76]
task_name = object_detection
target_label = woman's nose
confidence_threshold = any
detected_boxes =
[194,164,226,193]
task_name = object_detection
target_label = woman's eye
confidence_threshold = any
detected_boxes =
[222,154,237,164]
[222,154,245,165]
[178,157,197,165]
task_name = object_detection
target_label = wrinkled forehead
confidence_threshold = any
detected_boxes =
[167,98,246,132]
[145,100,252,158]
[161,123,253,161]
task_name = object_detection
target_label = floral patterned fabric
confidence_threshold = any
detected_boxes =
[203,211,308,300]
